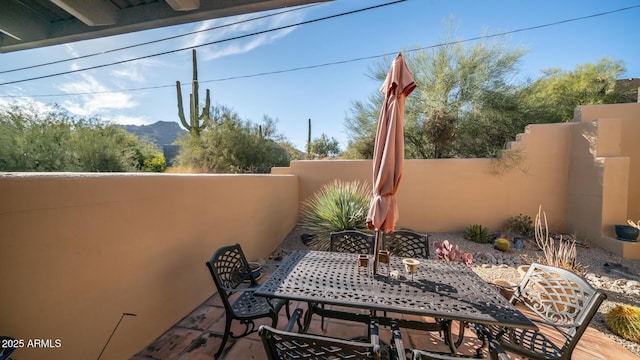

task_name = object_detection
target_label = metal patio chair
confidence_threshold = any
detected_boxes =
[382,230,460,349]
[330,230,375,255]
[384,230,429,259]
[259,308,383,360]
[312,230,376,330]
[206,243,289,358]
[390,321,510,360]
[488,262,606,360]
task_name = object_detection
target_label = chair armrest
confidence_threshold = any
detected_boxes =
[528,317,580,329]
[219,286,258,294]
[390,321,407,360]
[489,339,511,360]
[494,282,518,290]
[284,308,304,332]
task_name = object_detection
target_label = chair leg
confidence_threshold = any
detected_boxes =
[215,316,233,358]
[285,301,291,319]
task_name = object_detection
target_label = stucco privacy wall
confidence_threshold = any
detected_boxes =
[0,173,298,360]
[274,122,573,233]
[566,103,640,257]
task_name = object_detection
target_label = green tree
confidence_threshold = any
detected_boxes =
[175,106,290,173]
[522,57,627,123]
[343,96,381,159]
[454,88,530,158]
[0,104,165,172]
[345,21,526,159]
[309,133,341,158]
[279,140,305,161]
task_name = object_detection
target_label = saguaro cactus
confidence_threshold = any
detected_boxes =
[176,49,210,136]
[306,118,311,159]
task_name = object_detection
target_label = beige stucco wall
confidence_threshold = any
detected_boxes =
[577,103,640,222]
[275,122,572,233]
[567,103,640,257]
[0,173,298,360]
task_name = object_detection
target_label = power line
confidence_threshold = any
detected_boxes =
[0,0,408,86]
[0,3,322,75]
[1,2,638,97]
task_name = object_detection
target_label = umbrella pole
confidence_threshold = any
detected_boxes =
[373,231,381,275]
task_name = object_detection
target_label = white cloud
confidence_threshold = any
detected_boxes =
[63,44,80,58]
[110,57,162,83]
[183,9,305,61]
[107,113,151,126]
[58,73,138,116]
[0,97,57,115]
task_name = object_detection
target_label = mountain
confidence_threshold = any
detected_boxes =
[121,121,187,147]
[121,121,187,166]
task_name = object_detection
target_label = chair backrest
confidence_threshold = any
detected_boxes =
[515,263,606,354]
[259,324,380,360]
[205,243,254,309]
[330,230,375,254]
[384,230,429,258]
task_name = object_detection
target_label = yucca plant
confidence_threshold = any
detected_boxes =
[298,179,371,250]
[605,305,640,344]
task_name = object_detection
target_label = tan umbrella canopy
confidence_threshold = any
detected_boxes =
[366,53,416,274]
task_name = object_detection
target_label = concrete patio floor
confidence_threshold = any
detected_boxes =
[131,274,640,360]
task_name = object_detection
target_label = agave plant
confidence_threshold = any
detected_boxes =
[464,224,491,243]
[298,179,371,250]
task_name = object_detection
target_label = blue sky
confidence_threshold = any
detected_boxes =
[1,0,638,151]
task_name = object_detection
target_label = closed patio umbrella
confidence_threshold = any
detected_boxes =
[366,53,416,274]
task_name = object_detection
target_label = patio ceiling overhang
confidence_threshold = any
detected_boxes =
[0,0,329,53]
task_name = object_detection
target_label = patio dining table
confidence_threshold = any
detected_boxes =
[255,250,536,354]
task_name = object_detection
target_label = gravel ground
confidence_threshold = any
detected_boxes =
[268,228,640,358]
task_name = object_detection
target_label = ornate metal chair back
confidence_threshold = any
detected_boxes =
[330,230,375,254]
[259,324,381,360]
[384,230,429,259]
[206,244,255,313]
[514,263,606,358]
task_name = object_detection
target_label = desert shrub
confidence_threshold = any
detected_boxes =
[0,104,161,172]
[605,305,640,343]
[175,108,289,173]
[298,180,370,250]
[143,155,167,172]
[464,224,491,243]
[504,213,534,238]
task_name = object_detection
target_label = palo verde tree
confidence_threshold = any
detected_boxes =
[176,49,211,136]
[345,20,527,159]
[521,57,628,123]
[308,134,341,158]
